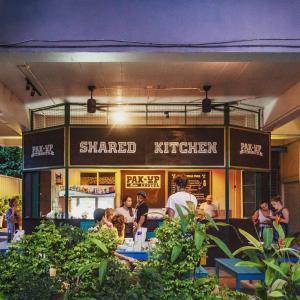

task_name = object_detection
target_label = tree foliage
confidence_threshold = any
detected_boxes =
[0,146,22,178]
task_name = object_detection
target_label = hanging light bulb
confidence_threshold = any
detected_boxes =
[112,110,126,124]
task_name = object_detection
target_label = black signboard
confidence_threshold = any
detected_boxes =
[23,128,65,170]
[69,127,225,167]
[230,127,270,170]
[168,171,211,204]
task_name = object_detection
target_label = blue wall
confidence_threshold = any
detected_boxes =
[0,0,300,52]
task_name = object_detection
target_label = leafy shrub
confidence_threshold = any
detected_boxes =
[0,221,85,299]
[234,222,300,299]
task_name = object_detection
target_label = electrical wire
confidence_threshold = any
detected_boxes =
[1,38,300,48]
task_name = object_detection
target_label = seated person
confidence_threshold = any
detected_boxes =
[92,208,136,264]
[199,195,218,218]
[101,208,114,228]
[111,214,126,242]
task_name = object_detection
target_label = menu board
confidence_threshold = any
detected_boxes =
[168,171,210,204]
[80,172,97,185]
[98,172,115,185]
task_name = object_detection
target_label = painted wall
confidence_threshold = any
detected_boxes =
[0,174,22,198]
[0,0,300,52]
[281,140,300,183]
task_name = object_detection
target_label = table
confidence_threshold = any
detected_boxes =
[215,258,264,291]
[116,250,149,261]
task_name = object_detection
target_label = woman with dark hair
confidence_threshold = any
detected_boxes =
[270,196,289,240]
[252,201,273,238]
[116,195,135,237]
[166,174,197,217]
[6,197,20,241]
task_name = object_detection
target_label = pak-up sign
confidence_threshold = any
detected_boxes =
[126,175,161,188]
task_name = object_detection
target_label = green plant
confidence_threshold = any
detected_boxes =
[0,221,86,299]
[233,222,300,299]
[0,146,22,178]
[0,196,9,216]
[139,203,242,299]
[63,227,132,299]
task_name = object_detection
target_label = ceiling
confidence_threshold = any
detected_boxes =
[1,60,300,109]
[0,51,300,145]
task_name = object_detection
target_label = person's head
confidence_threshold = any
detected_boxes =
[271,195,283,210]
[174,174,188,191]
[137,191,146,204]
[206,195,213,204]
[105,208,115,222]
[259,201,269,211]
[9,197,17,209]
[93,208,105,222]
[111,214,125,238]
[122,195,133,208]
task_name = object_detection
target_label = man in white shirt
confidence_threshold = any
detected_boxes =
[166,174,198,217]
[199,194,218,218]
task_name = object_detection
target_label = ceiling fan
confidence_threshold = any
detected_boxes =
[87,85,107,113]
[201,85,238,113]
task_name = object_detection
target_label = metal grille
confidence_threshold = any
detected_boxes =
[32,105,65,130]
[31,103,261,129]
[70,104,107,125]
[186,105,224,125]
[229,106,259,129]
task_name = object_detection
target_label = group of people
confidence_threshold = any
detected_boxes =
[252,195,289,240]
[93,191,149,241]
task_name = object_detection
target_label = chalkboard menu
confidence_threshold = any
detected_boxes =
[168,171,211,204]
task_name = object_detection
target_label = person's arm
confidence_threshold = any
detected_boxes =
[281,208,289,224]
[213,207,219,218]
[167,208,175,217]
[114,252,136,264]
[252,210,259,224]
[166,196,175,218]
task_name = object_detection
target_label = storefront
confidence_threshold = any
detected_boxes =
[22,103,270,233]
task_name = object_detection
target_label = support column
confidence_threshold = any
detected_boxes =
[224,104,230,223]
[65,103,70,219]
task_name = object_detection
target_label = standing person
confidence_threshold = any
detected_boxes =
[6,198,20,241]
[252,201,273,238]
[166,174,197,217]
[199,194,219,218]
[270,196,289,240]
[116,195,135,238]
[133,191,149,243]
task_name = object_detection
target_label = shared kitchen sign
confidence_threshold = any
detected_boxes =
[69,127,225,167]
[23,126,270,171]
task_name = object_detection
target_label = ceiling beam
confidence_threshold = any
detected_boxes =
[1,52,300,64]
